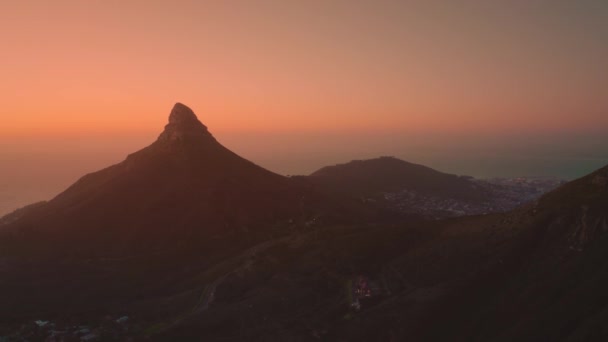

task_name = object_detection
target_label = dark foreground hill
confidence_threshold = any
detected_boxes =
[150,165,608,341]
[1,165,605,341]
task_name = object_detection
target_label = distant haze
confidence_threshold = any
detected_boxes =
[1,126,607,216]
[1,1,607,215]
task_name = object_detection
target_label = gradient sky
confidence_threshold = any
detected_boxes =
[1,0,608,214]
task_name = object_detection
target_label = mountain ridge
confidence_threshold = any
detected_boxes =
[0,104,326,257]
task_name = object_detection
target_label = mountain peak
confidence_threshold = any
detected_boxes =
[169,103,200,124]
[158,103,212,143]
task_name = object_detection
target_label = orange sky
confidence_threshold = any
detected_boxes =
[2,1,607,137]
[1,1,608,214]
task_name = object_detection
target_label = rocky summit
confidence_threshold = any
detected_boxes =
[158,103,212,143]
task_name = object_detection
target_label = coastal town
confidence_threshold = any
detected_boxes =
[383,177,566,219]
[0,316,131,342]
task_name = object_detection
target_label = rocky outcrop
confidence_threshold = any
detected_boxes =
[157,103,214,143]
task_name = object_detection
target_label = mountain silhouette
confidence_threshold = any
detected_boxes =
[309,156,485,200]
[0,103,326,256]
[1,106,606,341]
